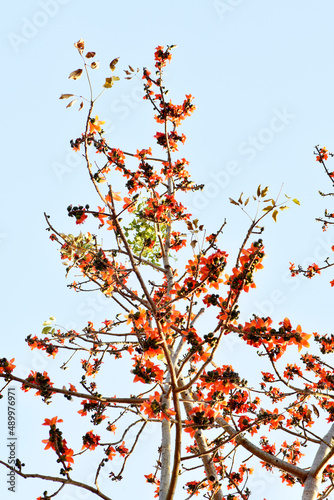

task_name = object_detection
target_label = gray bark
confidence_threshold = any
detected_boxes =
[302,423,334,500]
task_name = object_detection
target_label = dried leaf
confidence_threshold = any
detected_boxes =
[103,77,113,89]
[261,186,269,198]
[78,101,84,111]
[66,99,77,108]
[257,185,261,197]
[74,39,84,54]
[190,240,197,248]
[85,51,96,58]
[129,65,134,72]
[110,57,120,71]
[59,94,74,99]
[272,209,278,222]
[238,192,243,204]
[312,404,320,418]
[229,198,239,206]
[244,197,249,206]
[91,61,99,69]
[69,69,83,80]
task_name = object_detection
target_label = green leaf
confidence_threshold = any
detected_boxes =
[42,326,52,335]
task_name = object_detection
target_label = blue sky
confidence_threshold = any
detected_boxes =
[2,1,334,499]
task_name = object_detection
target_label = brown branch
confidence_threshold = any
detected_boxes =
[0,461,112,500]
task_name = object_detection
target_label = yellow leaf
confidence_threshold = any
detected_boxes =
[103,77,113,89]
[69,69,83,80]
[261,186,269,197]
[272,209,278,222]
[292,198,300,205]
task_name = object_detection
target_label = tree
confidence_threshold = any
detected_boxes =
[1,40,334,500]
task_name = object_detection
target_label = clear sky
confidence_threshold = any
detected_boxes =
[2,1,334,499]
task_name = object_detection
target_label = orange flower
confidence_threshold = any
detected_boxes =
[105,191,122,203]
[106,220,116,231]
[42,416,63,426]
[88,115,105,134]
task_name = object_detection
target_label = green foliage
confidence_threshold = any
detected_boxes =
[124,199,167,265]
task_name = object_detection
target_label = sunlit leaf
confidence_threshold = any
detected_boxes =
[42,326,52,335]
[292,198,300,205]
[90,61,99,69]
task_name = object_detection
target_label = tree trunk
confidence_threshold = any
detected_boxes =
[302,423,334,500]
